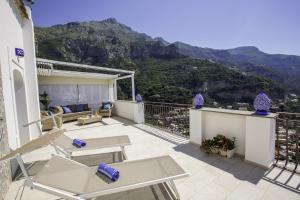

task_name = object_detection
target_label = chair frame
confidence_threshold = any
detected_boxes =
[14,154,186,200]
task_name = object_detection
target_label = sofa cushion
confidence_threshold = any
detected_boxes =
[77,104,84,112]
[83,104,89,111]
[67,104,77,112]
[62,106,72,114]
[102,102,111,110]
[62,110,92,118]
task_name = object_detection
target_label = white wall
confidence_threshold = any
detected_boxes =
[113,100,145,123]
[0,1,40,149]
[204,111,246,155]
[22,6,41,140]
[190,108,276,168]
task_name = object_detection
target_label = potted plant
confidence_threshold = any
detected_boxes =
[201,139,212,153]
[210,138,220,154]
[39,92,50,111]
[201,138,219,154]
[211,134,226,154]
[219,137,236,158]
[225,137,236,158]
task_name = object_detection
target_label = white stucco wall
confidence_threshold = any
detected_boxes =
[0,1,40,149]
[190,108,276,168]
[113,100,145,123]
[22,6,41,140]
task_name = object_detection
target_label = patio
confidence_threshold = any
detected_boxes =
[5,117,300,200]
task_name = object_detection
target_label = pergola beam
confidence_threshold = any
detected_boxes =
[116,74,135,80]
[37,58,135,74]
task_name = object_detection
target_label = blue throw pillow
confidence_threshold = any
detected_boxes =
[47,111,53,116]
[102,102,111,110]
[77,104,84,112]
[62,106,72,114]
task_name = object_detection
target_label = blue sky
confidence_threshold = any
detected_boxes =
[32,0,300,56]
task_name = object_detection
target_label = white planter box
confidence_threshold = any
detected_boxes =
[210,147,219,154]
[227,148,237,158]
[219,149,227,157]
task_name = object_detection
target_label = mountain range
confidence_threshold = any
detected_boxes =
[35,18,299,106]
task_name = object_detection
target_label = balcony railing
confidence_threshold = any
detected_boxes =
[144,102,191,138]
[275,112,300,171]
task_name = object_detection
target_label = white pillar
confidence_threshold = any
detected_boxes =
[114,79,117,101]
[23,5,41,140]
[131,75,135,101]
[134,102,145,123]
[108,80,114,102]
[245,116,276,168]
[189,109,203,145]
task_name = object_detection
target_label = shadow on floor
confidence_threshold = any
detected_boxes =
[173,142,300,194]
[263,165,300,194]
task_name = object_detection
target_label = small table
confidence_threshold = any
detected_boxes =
[77,115,102,125]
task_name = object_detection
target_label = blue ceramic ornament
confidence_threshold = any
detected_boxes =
[136,94,142,103]
[254,92,271,115]
[194,93,204,109]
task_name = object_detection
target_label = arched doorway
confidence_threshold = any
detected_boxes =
[13,70,30,145]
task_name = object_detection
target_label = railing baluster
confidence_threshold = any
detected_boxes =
[276,112,300,172]
[144,102,191,138]
[285,119,289,165]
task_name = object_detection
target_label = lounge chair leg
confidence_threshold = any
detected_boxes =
[15,154,34,189]
[169,180,180,200]
[121,146,127,160]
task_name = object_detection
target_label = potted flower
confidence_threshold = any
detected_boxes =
[220,137,236,158]
[212,134,227,154]
[39,92,50,111]
[201,139,212,153]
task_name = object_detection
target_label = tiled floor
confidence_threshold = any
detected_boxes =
[5,117,300,200]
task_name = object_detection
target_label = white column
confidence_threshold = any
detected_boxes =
[189,109,203,145]
[134,102,145,123]
[108,80,114,102]
[23,5,41,140]
[113,79,117,101]
[131,75,135,101]
[245,116,276,168]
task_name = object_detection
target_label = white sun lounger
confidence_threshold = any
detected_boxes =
[31,155,188,199]
[0,130,188,200]
[51,133,131,160]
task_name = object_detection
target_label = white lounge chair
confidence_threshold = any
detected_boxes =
[1,130,188,200]
[51,133,131,160]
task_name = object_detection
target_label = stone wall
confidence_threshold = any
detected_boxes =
[0,66,11,200]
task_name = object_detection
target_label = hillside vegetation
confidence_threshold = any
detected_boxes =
[35,18,287,105]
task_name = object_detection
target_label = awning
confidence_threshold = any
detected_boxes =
[36,58,134,79]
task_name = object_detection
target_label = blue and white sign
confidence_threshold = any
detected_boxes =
[15,48,24,57]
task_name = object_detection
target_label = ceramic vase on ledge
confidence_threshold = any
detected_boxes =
[254,92,271,115]
[194,93,204,109]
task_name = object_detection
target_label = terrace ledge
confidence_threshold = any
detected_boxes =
[190,107,277,118]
